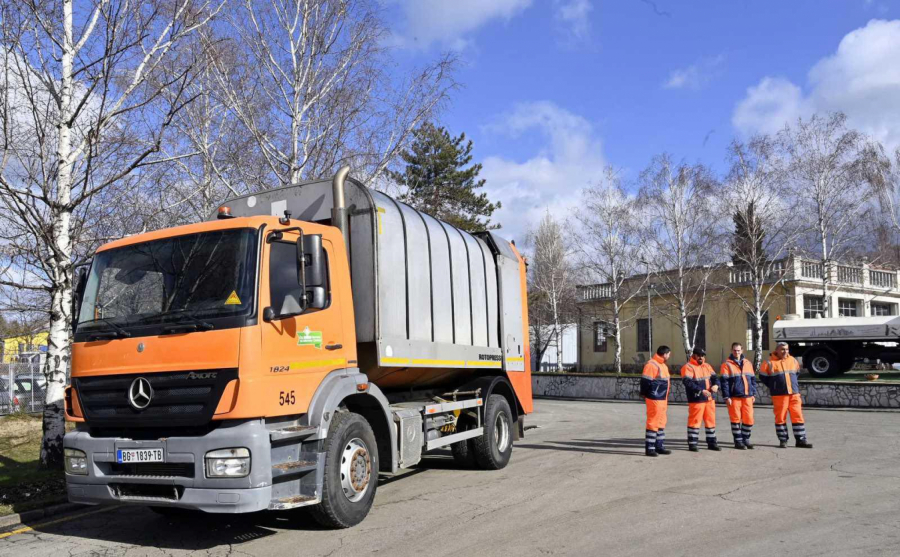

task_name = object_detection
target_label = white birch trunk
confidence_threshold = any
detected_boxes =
[41,0,76,469]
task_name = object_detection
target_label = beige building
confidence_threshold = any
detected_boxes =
[576,257,900,371]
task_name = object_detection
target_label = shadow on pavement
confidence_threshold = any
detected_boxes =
[516,437,755,457]
[23,458,467,550]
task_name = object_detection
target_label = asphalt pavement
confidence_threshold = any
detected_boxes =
[2,399,899,556]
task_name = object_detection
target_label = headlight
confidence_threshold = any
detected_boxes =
[205,448,250,478]
[65,448,88,475]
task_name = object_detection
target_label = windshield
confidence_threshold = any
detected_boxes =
[76,228,258,338]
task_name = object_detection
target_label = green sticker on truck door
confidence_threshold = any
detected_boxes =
[297,328,323,349]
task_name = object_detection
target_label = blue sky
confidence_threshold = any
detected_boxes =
[382,0,900,242]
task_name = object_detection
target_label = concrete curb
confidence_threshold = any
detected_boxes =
[0,501,83,532]
[534,395,900,412]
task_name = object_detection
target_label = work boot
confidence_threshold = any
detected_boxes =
[795,439,814,449]
[646,448,658,457]
[707,441,721,452]
[656,447,672,455]
[778,440,788,448]
[745,442,755,450]
[688,445,699,452]
[734,442,747,450]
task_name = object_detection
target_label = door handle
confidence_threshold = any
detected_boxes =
[325,344,342,351]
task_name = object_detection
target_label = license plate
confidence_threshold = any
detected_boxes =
[116,448,164,464]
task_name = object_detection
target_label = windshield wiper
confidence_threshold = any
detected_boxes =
[160,309,214,334]
[85,317,132,341]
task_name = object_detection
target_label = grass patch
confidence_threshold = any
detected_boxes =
[0,413,69,516]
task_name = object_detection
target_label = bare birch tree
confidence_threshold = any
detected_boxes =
[575,167,648,373]
[0,0,220,468]
[718,136,801,370]
[216,0,456,188]
[638,154,720,359]
[784,112,873,317]
[527,212,575,371]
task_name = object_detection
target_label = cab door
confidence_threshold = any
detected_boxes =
[260,233,347,416]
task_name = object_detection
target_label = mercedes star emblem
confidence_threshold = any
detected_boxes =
[128,377,153,410]
[137,342,145,353]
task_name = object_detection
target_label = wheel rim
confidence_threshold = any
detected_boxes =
[494,411,511,453]
[810,356,830,375]
[340,437,371,503]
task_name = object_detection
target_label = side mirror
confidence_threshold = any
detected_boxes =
[71,266,88,331]
[297,234,325,287]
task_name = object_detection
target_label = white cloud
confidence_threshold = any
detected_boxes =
[554,0,593,45]
[480,101,606,244]
[663,55,725,90]
[388,0,532,50]
[733,19,900,150]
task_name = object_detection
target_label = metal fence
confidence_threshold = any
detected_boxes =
[0,362,47,415]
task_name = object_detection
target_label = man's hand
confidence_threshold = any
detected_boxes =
[751,396,756,403]
[711,385,719,394]
[726,398,732,406]
[701,389,711,399]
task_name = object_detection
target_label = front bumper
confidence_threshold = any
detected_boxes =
[64,419,277,514]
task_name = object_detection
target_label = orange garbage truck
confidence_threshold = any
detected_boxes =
[63,168,532,528]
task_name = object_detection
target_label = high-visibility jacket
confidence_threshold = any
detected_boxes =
[680,357,719,403]
[640,354,670,400]
[719,355,758,399]
[759,354,801,396]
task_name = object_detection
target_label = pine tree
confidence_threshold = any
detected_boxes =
[732,202,764,266]
[389,122,500,232]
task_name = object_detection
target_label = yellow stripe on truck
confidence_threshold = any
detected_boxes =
[381,357,411,365]
[412,359,465,366]
[467,360,502,368]
[507,357,524,362]
[289,359,346,370]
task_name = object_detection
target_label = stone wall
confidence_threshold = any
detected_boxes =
[532,373,900,409]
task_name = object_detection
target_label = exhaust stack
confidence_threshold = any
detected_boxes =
[331,166,351,258]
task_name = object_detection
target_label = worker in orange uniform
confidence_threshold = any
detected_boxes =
[640,346,672,457]
[681,347,721,452]
[759,342,813,448]
[720,342,757,450]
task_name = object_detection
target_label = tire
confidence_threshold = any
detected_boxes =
[805,349,840,378]
[310,412,378,529]
[450,413,477,468]
[472,394,514,470]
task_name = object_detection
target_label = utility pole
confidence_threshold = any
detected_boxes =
[646,283,654,351]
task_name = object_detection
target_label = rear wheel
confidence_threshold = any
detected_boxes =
[805,349,841,378]
[472,394,513,470]
[310,412,378,529]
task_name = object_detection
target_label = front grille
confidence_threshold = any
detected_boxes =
[109,462,195,478]
[75,369,238,428]
[110,483,184,501]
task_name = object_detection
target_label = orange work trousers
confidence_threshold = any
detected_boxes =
[645,399,668,431]
[687,399,716,428]
[772,394,804,425]
[727,397,754,425]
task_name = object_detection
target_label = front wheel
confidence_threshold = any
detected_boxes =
[472,394,514,470]
[310,412,378,529]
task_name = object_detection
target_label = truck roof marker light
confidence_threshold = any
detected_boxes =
[217,206,234,219]
[279,210,292,225]
[356,382,369,392]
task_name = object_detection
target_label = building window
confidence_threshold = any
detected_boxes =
[746,311,770,351]
[637,318,651,353]
[804,296,825,319]
[687,315,706,352]
[838,298,859,317]
[593,321,610,352]
[872,302,896,316]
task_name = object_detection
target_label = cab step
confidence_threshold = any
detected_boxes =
[269,425,317,443]
[268,494,319,511]
[271,457,318,479]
